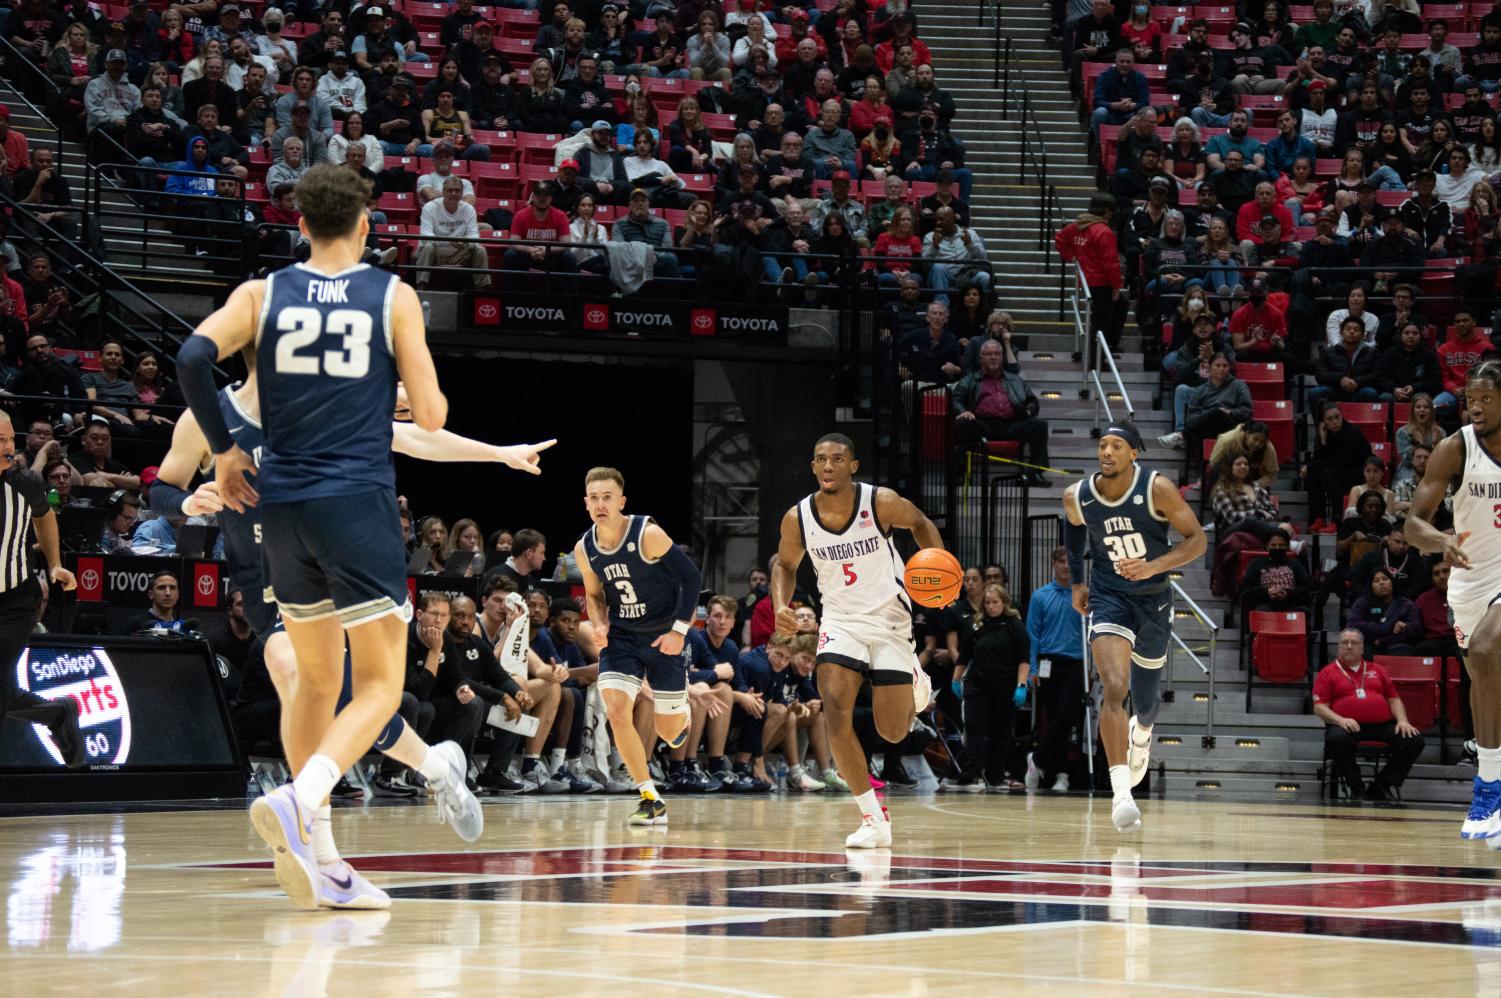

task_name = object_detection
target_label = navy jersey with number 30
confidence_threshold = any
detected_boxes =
[1077,465,1173,596]
[255,262,400,502]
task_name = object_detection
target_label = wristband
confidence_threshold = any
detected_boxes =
[671,620,690,636]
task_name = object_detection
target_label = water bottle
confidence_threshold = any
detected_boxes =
[774,762,788,792]
[421,298,431,328]
[46,488,60,512]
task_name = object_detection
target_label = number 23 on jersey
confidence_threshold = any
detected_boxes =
[273,307,372,379]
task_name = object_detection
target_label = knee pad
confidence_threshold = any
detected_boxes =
[653,689,689,717]
[372,711,406,752]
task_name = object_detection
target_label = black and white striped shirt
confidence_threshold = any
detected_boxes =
[0,468,49,594]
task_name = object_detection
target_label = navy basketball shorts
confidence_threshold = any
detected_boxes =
[597,627,689,703]
[1087,587,1172,669]
[261,489,413,629]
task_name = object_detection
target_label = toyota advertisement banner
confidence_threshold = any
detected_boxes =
[470,293,788,341]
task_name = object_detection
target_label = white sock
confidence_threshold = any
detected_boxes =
[292,755,342,816]
[1133,722,1153,746]
[855,789,884,821]
[415,744,449,785]
[313,804,340,866]
[548,748,566,772]
[638,779,659,800]
[1109,765,1132,798]
[1479,746,1501,783]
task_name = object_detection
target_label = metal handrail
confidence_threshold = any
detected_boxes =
[1072,262,1093,374]
[1098,327,1128,429]
[1170,578,1219,745]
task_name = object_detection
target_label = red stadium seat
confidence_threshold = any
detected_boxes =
[469,160,519,198]
[1251,399,1296,458]
[1246,610,1309,711]
[920,389,950,457]
[1375,656,1441,731]
[1238,362,1284,401]
[1338,402,1388,443]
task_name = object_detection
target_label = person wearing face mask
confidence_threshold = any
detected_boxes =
[1239,527,1313,613]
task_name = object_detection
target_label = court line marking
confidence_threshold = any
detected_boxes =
[514,943,1326,998]
[0,949,782,998]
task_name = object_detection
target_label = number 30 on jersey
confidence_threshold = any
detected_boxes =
[1103,532,1146,562]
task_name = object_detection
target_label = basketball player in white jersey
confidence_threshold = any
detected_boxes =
[1407,359,1501,844]
[772,433,943,848]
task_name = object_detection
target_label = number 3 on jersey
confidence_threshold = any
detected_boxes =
[274,307,372,378]
[1103,532,1147,562]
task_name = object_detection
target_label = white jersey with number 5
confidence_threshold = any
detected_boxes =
[798,482,910,621]
[1446,425,1501,648]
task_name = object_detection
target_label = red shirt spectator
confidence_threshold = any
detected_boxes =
[775,19,828,65]
[1054,206,1121,291]
[510,203,569,243]
[1313,655,1399,725]
[0,273,29,334]
[873,230,920,272]
[0,107,30,179]
[1235,201,1294,244]
[1415,561,1454,641]
[1437,317,1490,395]
[1229,299,1288,354]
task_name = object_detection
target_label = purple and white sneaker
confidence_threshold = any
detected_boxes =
[317,861,392,910]
[250,785,320,910]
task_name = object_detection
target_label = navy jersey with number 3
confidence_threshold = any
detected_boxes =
[580,515,681,635]
[255,262,400,502]
[1077,465,1173,596]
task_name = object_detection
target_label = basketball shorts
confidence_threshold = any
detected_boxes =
[1449,586,1501,651]
[261,489,413,629]
[817,604,918,687]
[598,627,689,698]
[1087,587,1172,669]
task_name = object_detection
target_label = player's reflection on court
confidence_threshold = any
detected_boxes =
[260,910,391,998]
[1109,847,1151,981]
[6,821,126,952]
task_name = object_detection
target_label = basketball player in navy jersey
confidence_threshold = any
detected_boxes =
[773,434,944,849]
[1063,423,1206,830]
[575,466,703,826]
[154,349,554,906]
[1406,360,1501,844]
[177,164,448,910]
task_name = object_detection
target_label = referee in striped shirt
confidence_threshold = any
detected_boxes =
[0,410,85,766]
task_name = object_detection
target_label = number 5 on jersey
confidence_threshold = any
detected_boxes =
[841,563,858,586]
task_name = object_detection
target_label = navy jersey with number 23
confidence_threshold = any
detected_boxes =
[255,262,400,503]
[1077,465,1173,596]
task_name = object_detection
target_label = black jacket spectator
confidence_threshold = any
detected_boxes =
[1398,195,1453,249]
[1363,223,1425,284]
[1315,340,1380,396]
[1374,337,1442,398]
[765,152,817,199]
[126,103,183,162]
[895,325,962,383]
[471,78,519,131]
[564,74,614,126]
[516,86,570,134]
[182,77,238,129]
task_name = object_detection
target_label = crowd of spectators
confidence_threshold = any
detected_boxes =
[1,0,1000,304]
[1052,5,1494,765]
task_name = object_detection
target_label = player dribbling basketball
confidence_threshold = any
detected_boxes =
[773,434,943,848]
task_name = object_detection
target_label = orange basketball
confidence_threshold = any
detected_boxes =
[903,548,963,608]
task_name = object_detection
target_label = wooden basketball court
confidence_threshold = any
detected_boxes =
[0,793,1496,995]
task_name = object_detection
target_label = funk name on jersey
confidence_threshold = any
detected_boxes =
[305,277,350,304]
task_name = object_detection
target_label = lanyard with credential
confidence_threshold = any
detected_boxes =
[1337,660,1369,699]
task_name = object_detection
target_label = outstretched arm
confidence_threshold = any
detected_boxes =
[391,422,556,473]
[1062,483,1090,614]
[873,486,943,550]
[771,505,807,638]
